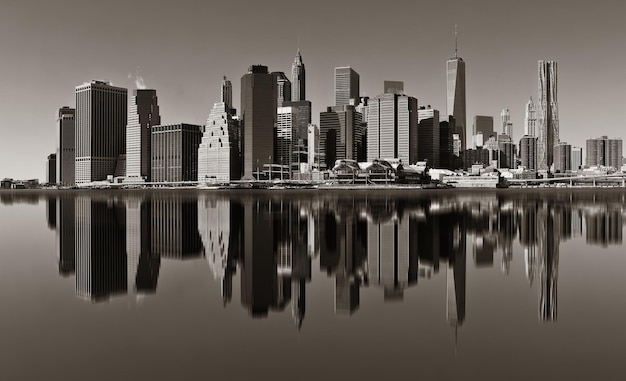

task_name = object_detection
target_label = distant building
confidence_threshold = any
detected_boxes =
[473,115,494,147]
[447,49,466,151]
[553,142,571,173]
[198,77,241,183]
[276,106,298,169]
[367,93,418,164]
[571,146,583,170]
[439,116,456,169]
[46,153,57,184]
[273,71,291,107]
[498,135,515,169]
[56,107,75,185]
[241,65,276,179]
[537,60,559,171]
[520,135,538,170]
[586,136,623,169]
[320,105,364,168]
[151,123,203,182]
[126,89,161,181]
[75,80,128,183]
[524,97,537,136]
[307,124,320,170]
[501,108,513,138]
[335,67,359,106]
[417,106,440,167]
[383,81,404,94]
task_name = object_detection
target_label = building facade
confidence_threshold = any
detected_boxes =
[273,71,291,107]
[56,107,75,185]
[319,105,364,169]
[447,56,466,151]
[520,135,537,170]
[75,80,128,183]
[571,146,583,170]
[524,97,537,136]
[335,67,360,106]
[46,153,57,184]
[151,123,203,182]
[553,142,572,173]
[241,65,276,179]
[586,136,623,169]
[126,89,161,181]
[366,93,418,164]
[198,78,241,183]
[501,108,513,139]
[417,106,440,167]
[537,60,559,171]
[291,49,306,102]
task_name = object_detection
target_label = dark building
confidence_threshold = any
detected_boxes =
[151,123,203,182]
[520,135,537,170]
[440,116,456,170]
[319,105,365,168]
[273,71,291,107]
[291,49,306,102]
[151,197,203,259]
[241,65,277,179]
[56,197,75,276]
[126,89,161,181]
[417,106,440,167]
[46,153,57,184]
[56,107,75,185]
[473,115,494,142]
[463,147,493,168]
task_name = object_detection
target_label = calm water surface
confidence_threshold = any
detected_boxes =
[1,189,625,380]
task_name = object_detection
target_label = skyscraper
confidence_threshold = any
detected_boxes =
[241,65,276,179]
[56,107,75,185]
[520,135,537,170]
[571,146,583,170]
[334,67,360,106]
[126,89,161,181]
[198,77,241,182]
[319,105,364,169]
[273,72,291,107]
[151,123,203,182]
[417,106,440,167]
[291,49,306,102]
[75,80,128,183]
[473,115,494,148]
[366,92,418,164]
[586,136,623,169]
[46,153,57,184]
[524,97,537,136]
[537,60,559,171]
[501,108,513,138]
[553,142,572,173]
[446,29,466,151]
[276,106,299,169]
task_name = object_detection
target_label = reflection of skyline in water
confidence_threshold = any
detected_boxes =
[42,192,626,328]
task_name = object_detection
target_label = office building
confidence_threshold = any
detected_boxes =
[126,89,161,181]
[537,60,559,170]
[520,135,537,170]
[440,116,456,169]
[417,106,440,167]
[273,72,291,107]
[525,97,537,136]
[498,135,515,169]
[276,106,299,168]
[307,124,320,170]
[383,81,404,94]
[320,105,364,168]
[366,93,418,164]
[447,38,466,151]
[46,154,57,184]
[572,146,583,170]
[241,65,276,179]
[501,108,513,138]
[198,78,241,183]
[56,107,75,185]
[291,49,306,101]
[335,67,360,106]
[151,123,203,182]
[553,142,571,173]
[586,136,623,169]
[473,115,494,141]
[283,100,312,160]
[75,80,128,183]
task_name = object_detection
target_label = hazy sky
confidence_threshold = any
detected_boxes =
[1,0,625,179]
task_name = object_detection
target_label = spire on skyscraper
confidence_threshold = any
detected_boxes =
[454,24,458,59]
[291,46,306,101]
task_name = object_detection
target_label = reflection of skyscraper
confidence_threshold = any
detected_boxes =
[56,197,75,276]
[538,204,559,322]
[75,197,127,301]
[585,209,623,247]
[126,197,158,294]
[446,238,466,327]
[151,198,203,259]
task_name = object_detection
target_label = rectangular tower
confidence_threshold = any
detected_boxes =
[75,81,128,183]
[56,107,75,185]
[151,123,203,182]
[319,105,364,169]
[446,57,466,151]
[417,107,440,167]
[334,67,360,106]
[126,89,160,181]
[537,60,559,171]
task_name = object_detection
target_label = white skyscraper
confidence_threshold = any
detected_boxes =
[524,97,537,136]
[501,108,513,138]
[367,93,418,163]
[197,77,241,183]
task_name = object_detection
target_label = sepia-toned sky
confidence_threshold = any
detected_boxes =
[1,0,625,179]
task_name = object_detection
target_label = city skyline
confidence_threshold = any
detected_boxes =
[1,0,626,179]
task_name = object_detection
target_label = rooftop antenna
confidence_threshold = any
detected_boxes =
[297,35,300,53]
[454,24,458,59]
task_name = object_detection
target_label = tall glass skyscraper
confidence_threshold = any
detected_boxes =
[537,60,559,171]
[446,56,466,151]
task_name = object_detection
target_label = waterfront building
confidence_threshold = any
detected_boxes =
[198,77,241,183]
[572,146,583,170]
[319,105,364,169]
[241,65,276,179]
[273,72,291,107]
[520,135,538,170]
[524,97,537,136]
[439,116,455,169]
[75,80,128,183]
[126,89,161,182]
[56,107,75,185]
[553,142,572,173]
[417,106,440,167]
[151,123,203,182]
[283,100,312,168]
[366,92,418,164]
[46,153,56,184]
[537,60,559,171]
[291,49,306,101]
[446,30,466,150]
[335,67,360,106]
[586,136,623,169]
